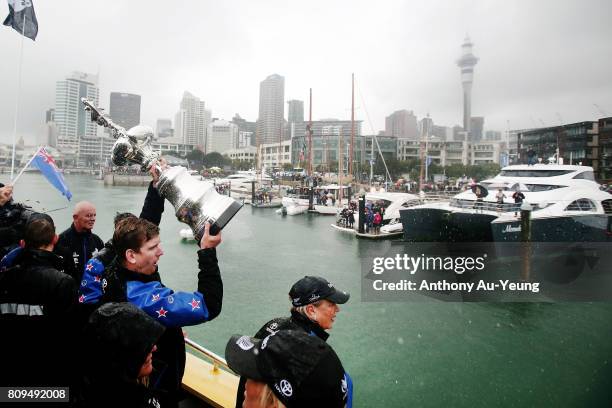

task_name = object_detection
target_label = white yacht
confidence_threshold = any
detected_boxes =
[400,164,612,242]
[215,170,273,194]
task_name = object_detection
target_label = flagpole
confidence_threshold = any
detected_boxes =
[12,146,42,185]
[10,12,27,181]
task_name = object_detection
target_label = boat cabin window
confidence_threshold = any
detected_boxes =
[524,184,567,192]
[499,170,574,177]
[572,171,595,181]
[565,199,596,212]
[602,199,612,215]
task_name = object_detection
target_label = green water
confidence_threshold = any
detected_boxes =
[10,173,612,407]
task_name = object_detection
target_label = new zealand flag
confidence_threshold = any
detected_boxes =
[3,0,38,41]
[31,147,72,201]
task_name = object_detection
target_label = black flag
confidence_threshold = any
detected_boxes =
[3,0,38,41]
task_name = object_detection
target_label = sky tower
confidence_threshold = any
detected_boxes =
[456,36,479,134]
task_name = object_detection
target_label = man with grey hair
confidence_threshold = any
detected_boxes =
[56,200,104,280]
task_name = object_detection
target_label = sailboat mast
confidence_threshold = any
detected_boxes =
[308,88,313,176]
[350,73,355,177]
[339,127,343,205]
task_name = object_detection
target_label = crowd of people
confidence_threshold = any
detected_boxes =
[0,159,353,408]
[335,200,386,235]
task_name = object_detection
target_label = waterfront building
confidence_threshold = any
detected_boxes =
[385,110,418,139]
[457,36,479,135]
[55,71,99,165]
[109,92,141,130]
[257,74,285,145]
[259,140,292,169]
[207,119,238,154]
[517,121,599,170]
[290,133,393,174]
[470,141,503,165]
[150,141,195,157]
[78,136,116,167]
[397,139,470,166]
[598,117,612,182]
[224,146,257,163]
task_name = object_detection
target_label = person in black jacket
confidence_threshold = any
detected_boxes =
[56,200,105,281]
[78,302,167,408]
[100,216,223,407]
[0,213,77,388]
[234,276,350,408]
[0,182,35,260]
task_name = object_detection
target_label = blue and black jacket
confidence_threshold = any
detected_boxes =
[96,247,222,401]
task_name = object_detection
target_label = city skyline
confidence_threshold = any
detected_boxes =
[0,0,611,145]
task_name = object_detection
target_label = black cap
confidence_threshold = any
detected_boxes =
[289,276,350,307]
[87,302,165,379]
[225,330,349,408]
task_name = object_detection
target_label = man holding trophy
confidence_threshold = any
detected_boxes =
[80,99,242,406]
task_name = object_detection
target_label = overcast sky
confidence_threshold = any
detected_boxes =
[0,0,611,144]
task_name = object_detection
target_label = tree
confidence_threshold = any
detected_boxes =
[202,152,230,168]
[186,149,206,165]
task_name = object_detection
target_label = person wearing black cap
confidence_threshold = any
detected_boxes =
[235,276,350,407]
[226,329,352,408]
[78,302,167,408]
[0,213,78,388]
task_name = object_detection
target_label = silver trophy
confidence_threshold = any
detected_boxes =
[82,98,242,239]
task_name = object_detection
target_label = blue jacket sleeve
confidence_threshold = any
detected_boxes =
[78,257,106,304]
[126,280,209,327]
[0,246,22,270]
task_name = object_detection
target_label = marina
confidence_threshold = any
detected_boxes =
[8,173,612,407]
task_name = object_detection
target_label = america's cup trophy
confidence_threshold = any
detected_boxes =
[81,98,242,239]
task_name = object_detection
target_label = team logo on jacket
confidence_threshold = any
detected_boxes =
[156,307,168,318]
[189,298,201,311]
[152,294,160,302]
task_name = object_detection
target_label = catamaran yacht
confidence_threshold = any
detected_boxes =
[400,164,612,242]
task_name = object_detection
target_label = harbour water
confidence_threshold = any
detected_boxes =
[10,173,612,407]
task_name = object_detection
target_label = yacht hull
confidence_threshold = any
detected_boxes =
[492,214,612,242]
[401,208,496,242]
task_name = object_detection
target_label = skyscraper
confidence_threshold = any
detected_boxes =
[257,74,285,145]
[385,110,418,139]
[456,36,478,135]
[287,100,304,124]
[109,92,141,130]
[175,91,210,148]
[55,71,99,154]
